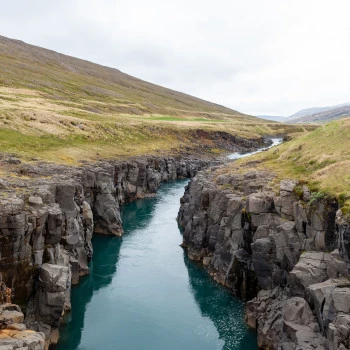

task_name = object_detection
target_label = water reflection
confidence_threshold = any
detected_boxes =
[57,198,158,350]
[122,197,158,233]
[183,254,258,350]
[57,181,258,350]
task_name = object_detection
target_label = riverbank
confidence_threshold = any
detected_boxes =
[0,131,272,349]
[177,125,350,349]
[0,155,210,349]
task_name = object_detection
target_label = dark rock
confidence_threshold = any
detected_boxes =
[0,154,212,345]
[178,166,350,350]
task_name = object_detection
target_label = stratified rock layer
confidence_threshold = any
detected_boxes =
[178,167,350,350]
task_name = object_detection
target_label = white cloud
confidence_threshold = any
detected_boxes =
[0,0,349,115]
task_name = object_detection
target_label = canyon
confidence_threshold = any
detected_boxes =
[0,135,266,349]
[0,34,348,350]
[1,128,349,350]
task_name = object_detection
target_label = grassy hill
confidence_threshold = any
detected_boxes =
[0,35,307,163]
[232,118,350,213]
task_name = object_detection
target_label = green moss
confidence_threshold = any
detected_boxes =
[309,191,326,205]
[293,185,304,200]
[242,208,252,220]
[339,193,349,207]
[339,194,350,216]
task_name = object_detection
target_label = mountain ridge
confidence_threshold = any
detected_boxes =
[285,102,350,123]
[286,104,350,124]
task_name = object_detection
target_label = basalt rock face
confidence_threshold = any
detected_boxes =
[0,155,211,348]
[178,168,350,350]
[0,303,45,349]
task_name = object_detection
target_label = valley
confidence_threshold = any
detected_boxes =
[0,34,349,350]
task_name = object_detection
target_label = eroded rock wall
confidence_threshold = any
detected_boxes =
[0,155,210,348]
[178,168,350,350]
[0,303,45,350]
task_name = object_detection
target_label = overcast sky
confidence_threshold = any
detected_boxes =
[0,0,349,116]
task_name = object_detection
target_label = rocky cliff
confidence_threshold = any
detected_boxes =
[0,153,217,349]
[178,167,350,350]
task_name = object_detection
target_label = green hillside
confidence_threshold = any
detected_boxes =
[232,118,350,213]
[0,35,307,163]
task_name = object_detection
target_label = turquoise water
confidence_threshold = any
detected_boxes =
[57,180,258,350]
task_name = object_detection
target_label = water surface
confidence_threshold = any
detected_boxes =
[227,137,283,160]
[58,181,258,350]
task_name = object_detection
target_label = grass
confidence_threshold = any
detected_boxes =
[231,118,350,213]
[146,115,228,122]
[0,122,192,164]
[0,35,316,163]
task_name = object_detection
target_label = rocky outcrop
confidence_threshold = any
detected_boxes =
[178,167,350,349]
[0,303,45,349]
[0,154,217,348]
[307,278,350,349]
[245,288,325,350]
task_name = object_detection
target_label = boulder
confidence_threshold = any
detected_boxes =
[307,278,350,334]
[245,288,325,350]
[248,193,274,214]
[288,252,329,297]
[35,264,69,327]
[28,196,43,206]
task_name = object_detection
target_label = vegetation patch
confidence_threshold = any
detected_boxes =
[229,119,350,212]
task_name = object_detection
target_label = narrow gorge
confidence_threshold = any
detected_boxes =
[57,181,258,350]
[0,22,349,350]
[0,135,268,349]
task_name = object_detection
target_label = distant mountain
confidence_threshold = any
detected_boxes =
[257,115,286,122]
[286,104,350,124]
[288,102,350,119]
[285,102,350,124]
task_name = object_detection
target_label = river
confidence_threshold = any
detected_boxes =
[57,139,283,350]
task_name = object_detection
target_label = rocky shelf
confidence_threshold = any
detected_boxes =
[177,165,350,350]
